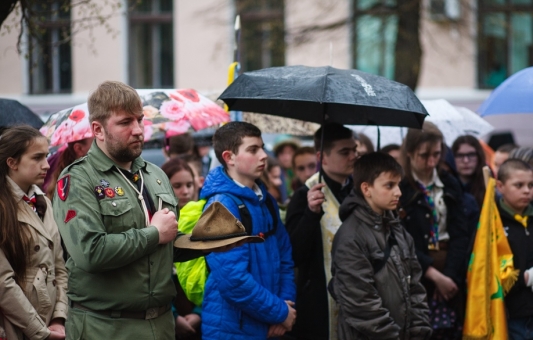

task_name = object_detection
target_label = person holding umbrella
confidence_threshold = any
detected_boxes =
[285,122,358,340]
[398,122,470,339]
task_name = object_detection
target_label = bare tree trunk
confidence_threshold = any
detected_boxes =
[0,0,18,28]
[394,0,422,90]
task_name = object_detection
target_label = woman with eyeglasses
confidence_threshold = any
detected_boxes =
[451,135,487,209]
[398,122,470,339]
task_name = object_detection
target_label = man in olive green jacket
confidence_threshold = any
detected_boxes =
[53,81,201,340]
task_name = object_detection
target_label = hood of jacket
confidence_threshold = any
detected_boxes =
[200,166,267,203]
[339,189,400,228]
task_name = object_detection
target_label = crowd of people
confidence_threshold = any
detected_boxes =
[1,80,533,340]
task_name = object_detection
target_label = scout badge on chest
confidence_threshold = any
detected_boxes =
[57,175,70,201]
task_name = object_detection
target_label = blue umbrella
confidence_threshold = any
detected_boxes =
[479,66,533,116]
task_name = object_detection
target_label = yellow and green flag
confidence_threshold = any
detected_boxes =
[463,177,519,339]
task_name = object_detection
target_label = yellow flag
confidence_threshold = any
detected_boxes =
[224,62,239,112]
[463,177,518,339]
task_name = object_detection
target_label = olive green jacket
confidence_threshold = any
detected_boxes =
[53,142,197,312]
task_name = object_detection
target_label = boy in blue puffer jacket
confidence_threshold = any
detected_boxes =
[200,121,297,339]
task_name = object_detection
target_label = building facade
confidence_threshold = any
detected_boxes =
[0,0,531,144]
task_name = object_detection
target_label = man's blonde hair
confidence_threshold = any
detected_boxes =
[88,81,142,124]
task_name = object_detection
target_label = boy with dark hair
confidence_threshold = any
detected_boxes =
[495,159,533,339]
[286,122,358,339]
[199,121,297,339]
[291,146,317,192]
[331,152,431,339]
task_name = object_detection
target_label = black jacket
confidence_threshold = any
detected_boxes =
[398,171,470,288]
[331,191,431,340]
[285,171,352,340]
[499,201,533,319]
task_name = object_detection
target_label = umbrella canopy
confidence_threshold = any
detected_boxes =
[219,65,428,128]
[40,89,229,148]
[0,98,44,129]
[479,66,533,116]
[351,104,494,147]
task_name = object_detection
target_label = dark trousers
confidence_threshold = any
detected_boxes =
[508,316,533,340]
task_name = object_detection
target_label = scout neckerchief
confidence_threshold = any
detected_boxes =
[500,199,533,236]
[515,215,529,231]
[116,168,151,227]
[22,194,37,214]
[305,171,341,340]
[417,182,440,249]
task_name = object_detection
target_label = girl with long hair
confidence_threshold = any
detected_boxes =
[162,157,197,210]
[161,157,202,339]
[0,125,68,340]
[399,122,470,339]
[451,135,486,208]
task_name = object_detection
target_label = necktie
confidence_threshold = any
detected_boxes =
[418,182,440,249]
[22,194,37,214]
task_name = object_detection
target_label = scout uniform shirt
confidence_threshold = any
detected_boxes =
[53,141,180,312]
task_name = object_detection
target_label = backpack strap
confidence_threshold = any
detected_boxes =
[371,231,397,274]
[222,193,278,240]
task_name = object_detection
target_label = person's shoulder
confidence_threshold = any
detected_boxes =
[59,155,89,178]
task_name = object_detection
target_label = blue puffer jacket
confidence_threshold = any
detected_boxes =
[200,166,296,339]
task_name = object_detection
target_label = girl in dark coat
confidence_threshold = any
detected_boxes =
[398,122,470,339]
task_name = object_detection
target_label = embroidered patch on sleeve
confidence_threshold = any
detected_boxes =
[57,175,71,201]
[64,209,77,223]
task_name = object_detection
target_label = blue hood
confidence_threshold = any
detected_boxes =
[200,166,266,202]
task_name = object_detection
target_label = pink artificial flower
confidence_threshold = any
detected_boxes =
[160,100,185,121]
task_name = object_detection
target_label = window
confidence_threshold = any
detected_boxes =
[129,0,174,88]
[352,0,398,79]
[478,0,533,88]
[28,1,72,94]
[237,0,285,72]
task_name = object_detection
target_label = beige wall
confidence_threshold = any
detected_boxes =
[285,0,351,68]
[0,0,486,101]
[418,0,477,89]
[175,0,232,95]
[0,9,24,94]
[71,0,126,94]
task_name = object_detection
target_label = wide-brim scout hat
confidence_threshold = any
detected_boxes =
[174,202,264,250]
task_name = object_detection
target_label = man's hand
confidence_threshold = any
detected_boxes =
[47,319,65,339]
[281,300,297,331]
[152,208,177,244]
[307,183,326,214]
[267,324,287,338]
[426,267,458,301]
[184,313,201,329]
[175,315,196,337]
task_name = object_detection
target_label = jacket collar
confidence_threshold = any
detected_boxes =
[499,198,533,217]
[6,175,45,202]
[340,189,399,229]
[7,176,52,241]
[87,140,149,174]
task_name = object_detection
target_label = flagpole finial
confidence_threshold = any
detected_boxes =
[235,15,241,31]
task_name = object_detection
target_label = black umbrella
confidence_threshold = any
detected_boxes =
[219,65,428,129]
[0,98,44,129]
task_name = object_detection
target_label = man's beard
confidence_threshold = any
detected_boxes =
[105,131,144,164]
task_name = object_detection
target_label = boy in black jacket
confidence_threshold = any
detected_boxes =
[331,153,431,340]
[496,159,533,340]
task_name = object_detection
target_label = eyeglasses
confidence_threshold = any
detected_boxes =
[454,152,478,161]
[295,163,317,172]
